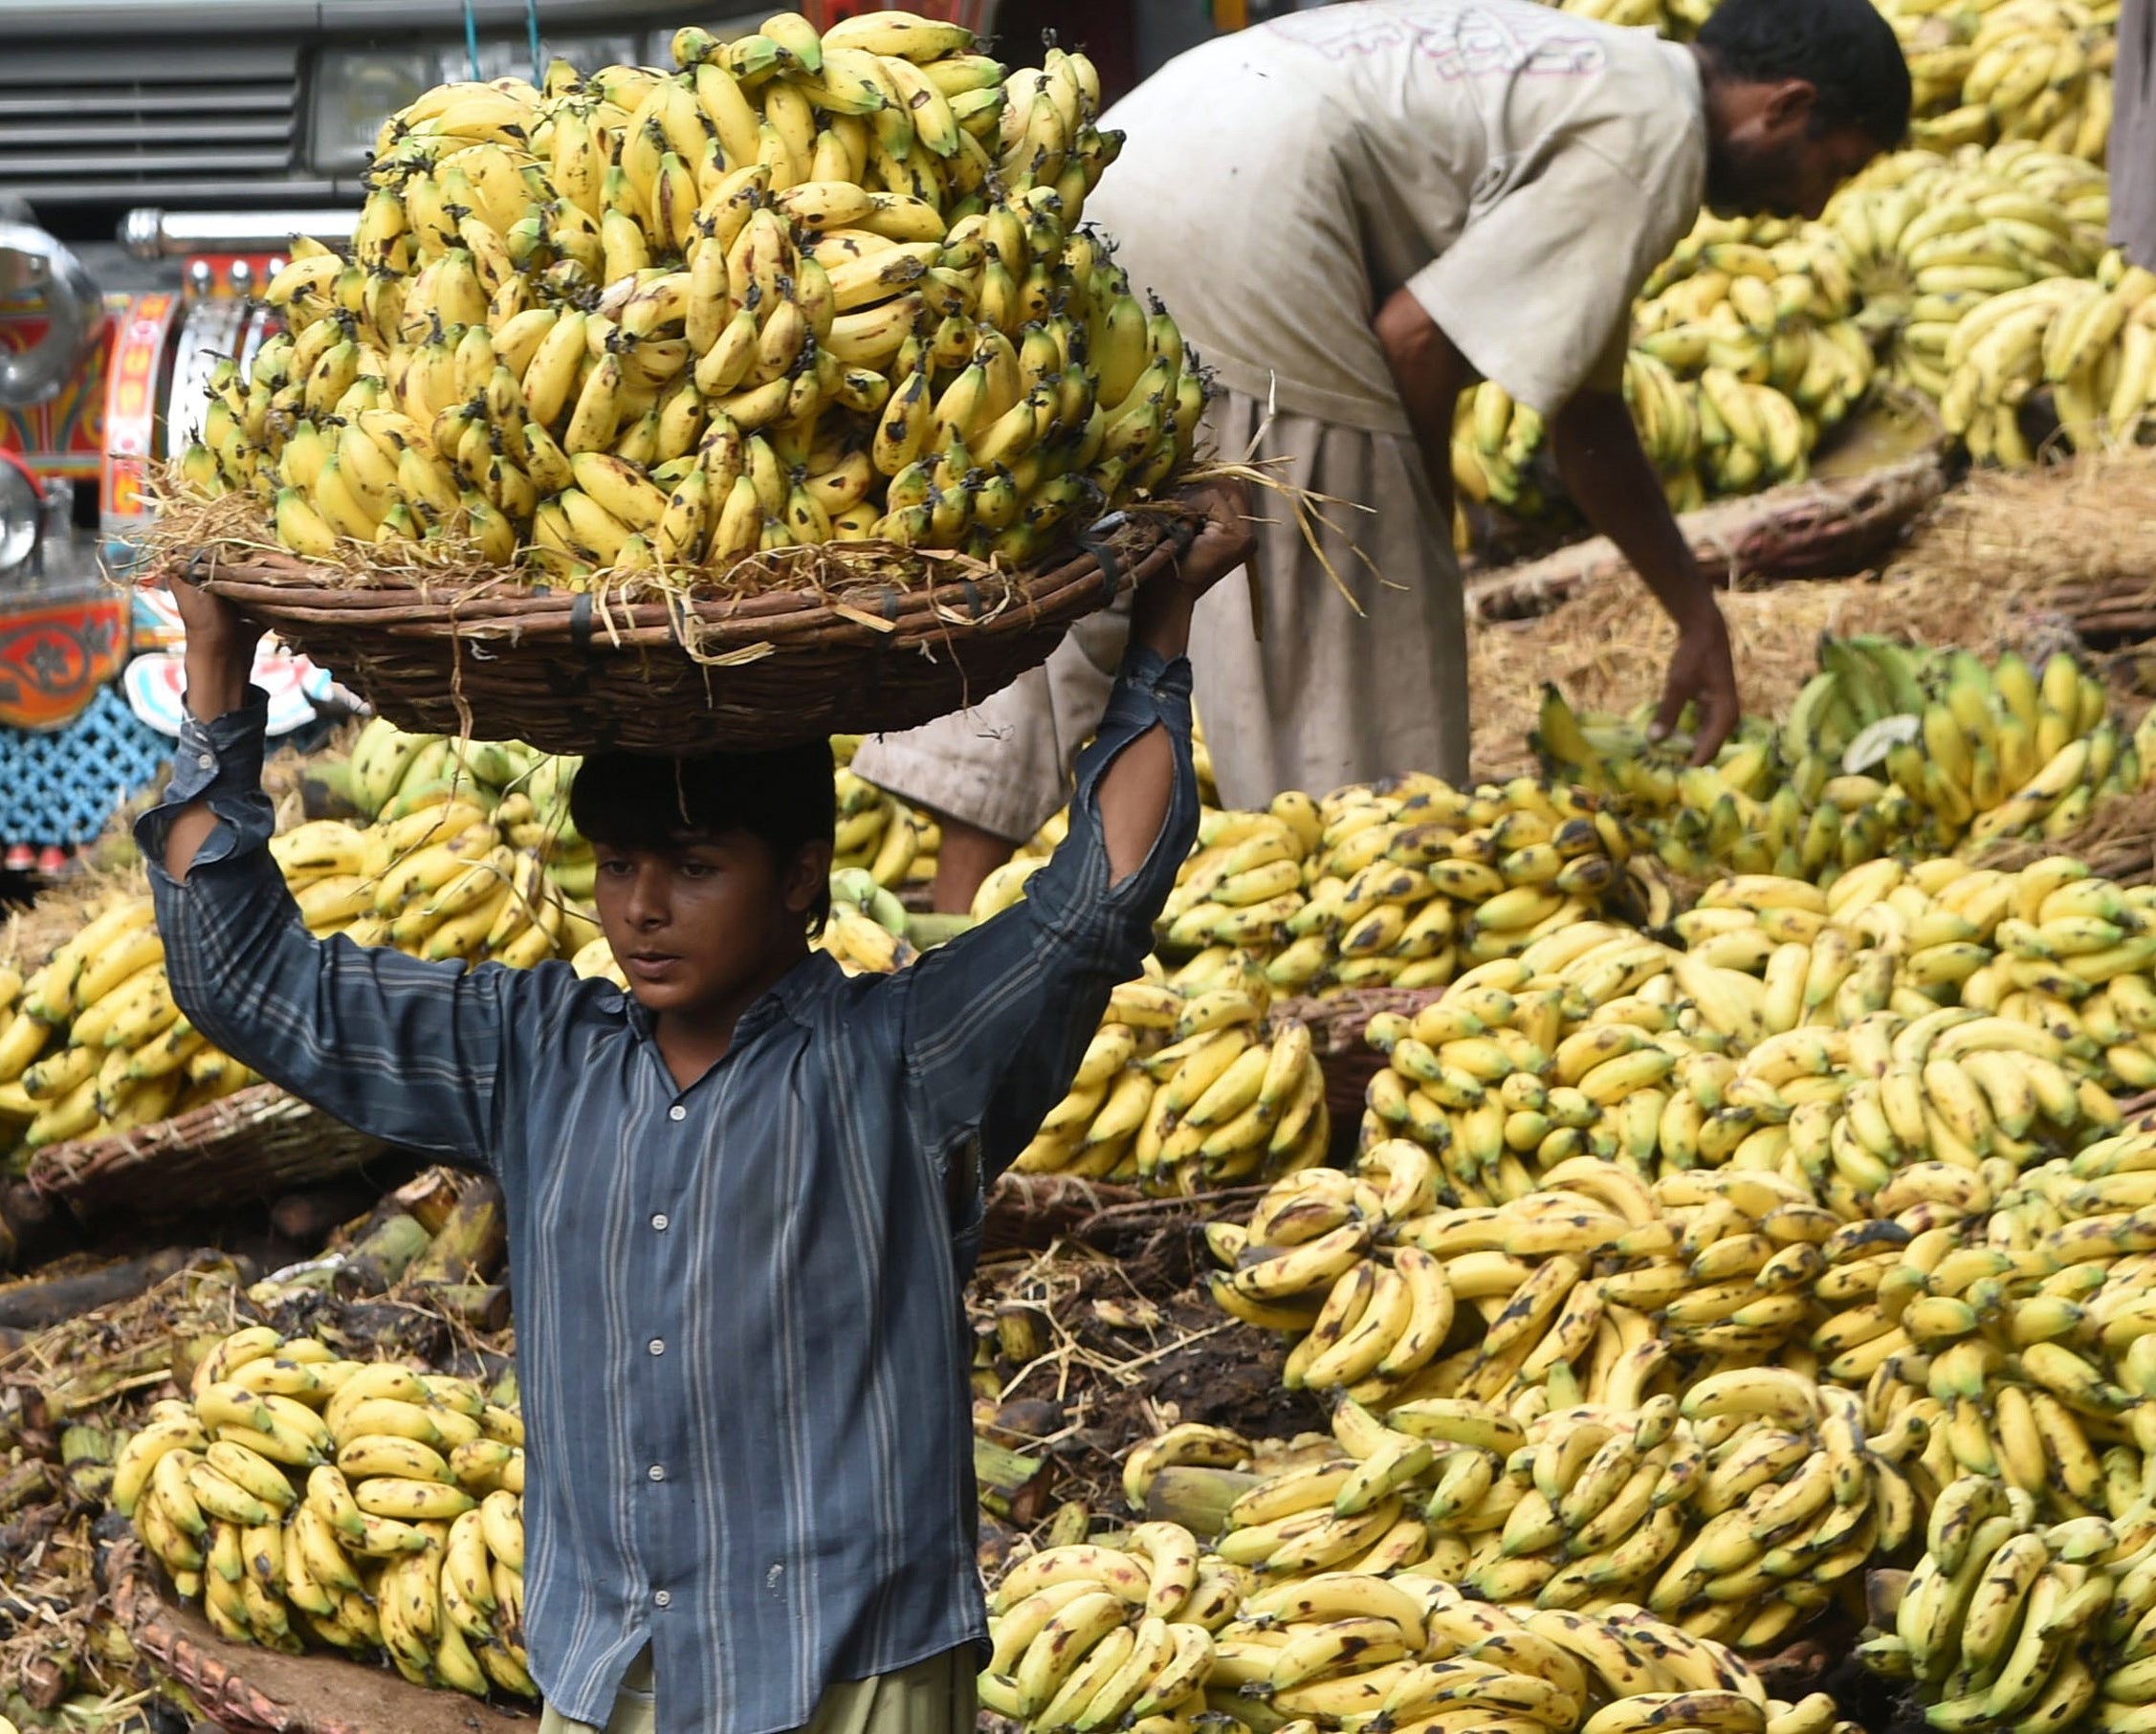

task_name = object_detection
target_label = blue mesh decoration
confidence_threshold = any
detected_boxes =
[0,684,173,845]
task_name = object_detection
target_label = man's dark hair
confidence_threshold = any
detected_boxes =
[568,742,837,933]
[1696,0,1913,149]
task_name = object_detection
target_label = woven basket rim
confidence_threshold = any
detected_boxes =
[26,1081,387,1215]
[171,509,1191,655]
[28,1080,299,1192]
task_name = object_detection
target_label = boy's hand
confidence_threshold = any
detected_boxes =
[158,562,265,723]
[1130,482,1256,660]
[1165,481,1258,598]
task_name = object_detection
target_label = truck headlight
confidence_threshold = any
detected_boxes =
[311,51,433,175]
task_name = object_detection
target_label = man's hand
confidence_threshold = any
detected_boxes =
[1652,605,1741,768]
[1131,480,1256,660]
[1550,390,1743,766]
[160,563,263,724]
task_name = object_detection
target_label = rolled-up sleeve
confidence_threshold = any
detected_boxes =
[135,692,528,1166]
[896,645,1199,1180]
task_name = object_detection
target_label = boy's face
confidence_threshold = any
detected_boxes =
[592,830,826,1018]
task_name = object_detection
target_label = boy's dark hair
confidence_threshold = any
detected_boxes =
[569,742,837,933]
[1697,0,1913,150]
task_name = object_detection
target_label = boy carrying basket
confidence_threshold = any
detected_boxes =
[142,485,1255,1734]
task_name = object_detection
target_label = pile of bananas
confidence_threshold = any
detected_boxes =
[1546,0,2119,167]
[176,12,1207,578]
[1348,943,1696,1205]
[346,717,599,898]
[1778,636,2134,853]
[272,799,600,967]
[0,895,258,1152]
[1627,215,1872,504]
[1552,0,1719,35]
[1535,636,2141,877]
[114,1326,532,1697]
[1905,0,2119,160]
[833,762,939,887]
[981,1540,1862,1734]
[1451,214,1869,520]
[1860,1475,2156,1728]
[1205,1160,1845,1405]
[1012,973,1328,1194]
[1937,250,2156,461]
[1149,779,1632,999]
[357,722,948,900]
[1824,143,2108,404]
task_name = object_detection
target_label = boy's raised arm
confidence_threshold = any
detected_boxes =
[895,488,1257,1179]
[139,576,526,1166]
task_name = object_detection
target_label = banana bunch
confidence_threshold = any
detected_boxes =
[344,717,601,897]
[1011,973,1329,1193]
[273,799,601,971]
[1449,382,1551,521]
[1206,778,1628,999]
[113,1325,534,1697]
[1200,1163,1920,1644]
[1454,213,1864,526]
[833,766,939,887]
[985,1534,1862,1734]
[177,15,1210,582]
[1627,213,1872,504]
[1821,1174,2156,1513]
[1859,1475,2148,1728]
[1208,1160,1841,1415]
[821,866,919,975]
[1777,636,2130,854]
[1938,249,2156,462]
[0,893,258,1152]
[1538,637,2131,877]
[1917,0,2116,161]
[1533,692,1863,882]
[974,1538,1239,1729]
[1352,950,1723,1205]
[1825,143,2105,402]
[984,775,1629,1002]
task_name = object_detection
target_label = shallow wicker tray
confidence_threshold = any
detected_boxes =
[177,512,1189,755]
[26,1082,389,1215]
[111,1539,536,1733]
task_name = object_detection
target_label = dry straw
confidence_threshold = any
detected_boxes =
[1467,447,2156,782]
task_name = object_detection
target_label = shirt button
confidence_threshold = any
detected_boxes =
[669,1105,686,1122]
[649,1463,666,1482]
[653,1590,671,1609]
[196,753,214,769]
[649,1338,666,1356]
[650,1213,670,1232]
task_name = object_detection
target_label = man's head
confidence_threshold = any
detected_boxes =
[1695,0,1911,221]
[569,742,835,1017]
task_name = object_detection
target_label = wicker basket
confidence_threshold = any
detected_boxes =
[177,511,1189,755]
[26,1083,389,1215]
[111,1539,537,1733]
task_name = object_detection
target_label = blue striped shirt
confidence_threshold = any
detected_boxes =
[136,648,1198,1734]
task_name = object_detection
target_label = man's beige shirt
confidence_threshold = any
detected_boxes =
[1085,0,1710,432]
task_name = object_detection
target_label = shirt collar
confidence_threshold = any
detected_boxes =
[604,948,843,1044]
